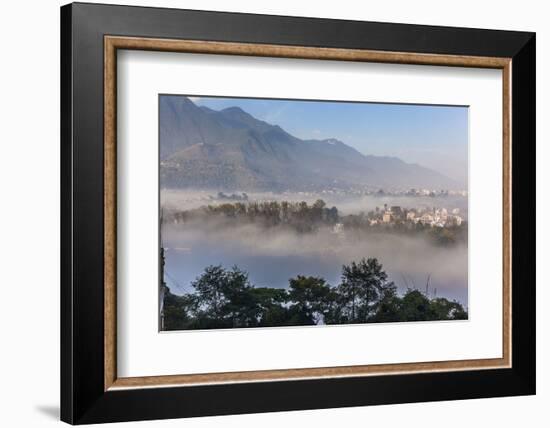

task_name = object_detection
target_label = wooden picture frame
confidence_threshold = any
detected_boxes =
[61,2,535,424]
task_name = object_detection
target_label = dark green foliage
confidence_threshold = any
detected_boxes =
[251,287,290,327]
[287,276,333,325]
[189,265,258,329]
[337,258,394,323]
[370,283,402,323]
[162,292,197,330]
[429,297,468,320]
[162,258,468,331]
[399,289,437,321]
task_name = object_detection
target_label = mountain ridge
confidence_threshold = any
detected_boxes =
[160,96,459,191]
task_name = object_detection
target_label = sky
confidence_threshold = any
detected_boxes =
[189,96,469,186]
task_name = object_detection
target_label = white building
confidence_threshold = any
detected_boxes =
[420,213,434,224]
[332,223,345,234]
[453,215,463,226]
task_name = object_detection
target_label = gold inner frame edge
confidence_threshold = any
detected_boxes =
[104,36,512,391]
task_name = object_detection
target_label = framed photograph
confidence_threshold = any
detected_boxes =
[61,2,535,424]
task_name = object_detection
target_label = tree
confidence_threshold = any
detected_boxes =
[222,266,257,327]
[163,260,468,330]
[191,265,254,328]
[326,206,339,224]
[191,265,230,321]
[371,282,401,323]
[429,297,468,320]
[399,289,437,321]
[288,276,333,325]
[162,288,198,331]
[311,199,326,223]
[338,258,393,323]
[252,287,290,326]
[430,228,456,246]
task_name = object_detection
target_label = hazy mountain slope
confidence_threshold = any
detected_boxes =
[160,96,459,191]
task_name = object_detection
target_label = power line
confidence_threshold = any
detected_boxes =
[164,269,194,293]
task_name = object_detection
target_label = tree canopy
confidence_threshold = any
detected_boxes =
[162,258,467,331]
[166,199,466,246]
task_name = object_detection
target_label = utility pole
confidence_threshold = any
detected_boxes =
[159,208,166,331]
[425,274,431,297]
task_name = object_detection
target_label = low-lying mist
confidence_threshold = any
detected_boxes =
[161,189,468,217]
[162,216,468,305]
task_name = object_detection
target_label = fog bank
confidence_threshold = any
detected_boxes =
[163,218,468,305]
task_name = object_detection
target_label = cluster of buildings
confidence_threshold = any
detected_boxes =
[370,204,464,228]
[317,187,468,198]
[402,188,468,198]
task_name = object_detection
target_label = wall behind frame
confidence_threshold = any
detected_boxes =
[0,1,545,427]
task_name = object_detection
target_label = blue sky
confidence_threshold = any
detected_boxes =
[189,96,469,185]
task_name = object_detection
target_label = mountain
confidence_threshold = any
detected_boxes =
[159,96,459,191]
